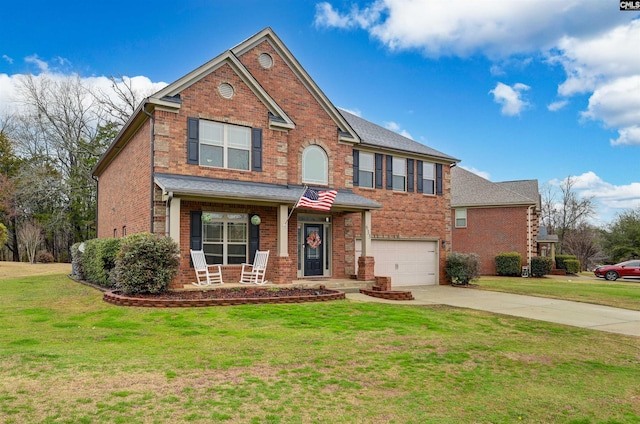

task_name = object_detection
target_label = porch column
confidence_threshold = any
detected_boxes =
[169,197,181,247]
[358,210,375,281]
[277,204,289,256]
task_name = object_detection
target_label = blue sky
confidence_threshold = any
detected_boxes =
[1,0,639,225]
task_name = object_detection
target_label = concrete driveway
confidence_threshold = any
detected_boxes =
[346,285,640,337]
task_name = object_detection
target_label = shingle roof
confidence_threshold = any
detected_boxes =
[339,109,459,162]
[154,173,382,210]
[451,166,539,207]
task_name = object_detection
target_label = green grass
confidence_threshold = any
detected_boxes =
[477,275,640,311]
[0,267,639,423]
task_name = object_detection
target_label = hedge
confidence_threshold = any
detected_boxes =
[495,252,522,276]
[82,238,121,288]
[445,252,481,285]
[555,254,577,271]
[564,259,581,274]
[531,256,554,277]
[113,233,179,295]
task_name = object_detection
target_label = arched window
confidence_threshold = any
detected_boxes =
[302,145,328,185]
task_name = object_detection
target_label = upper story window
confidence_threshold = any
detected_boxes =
[302,145,328,185]
[358,152,374,188]
[392,157,406,191]
[422,162,435,195]
[455,209,467,228]
[200,121,250,170]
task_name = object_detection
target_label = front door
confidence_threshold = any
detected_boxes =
[304,224,323,276]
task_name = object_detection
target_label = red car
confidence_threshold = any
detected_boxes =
[594,260,640,281]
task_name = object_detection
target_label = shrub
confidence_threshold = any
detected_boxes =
[531,256,553,277]
[555,254,577,271]
[495,252,522,276]
[82,238,121,288]
[564,259,581,274]
[113,233,179,295]
[445,252,481,285]
[71,242,85,280]
[36,250,54,263]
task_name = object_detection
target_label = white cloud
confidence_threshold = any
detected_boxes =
[549,172,640,224]
[24,54,50,73]
[489,82,531,116]
[2,55,13,64]
[460,166,491,180]
[384,120,413,139]
[547,100,568,111]
[315,0,640,147]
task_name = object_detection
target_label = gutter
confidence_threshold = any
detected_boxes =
[527,205,534,271]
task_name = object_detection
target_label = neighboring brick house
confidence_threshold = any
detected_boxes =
[450,166,541,275]
[92,28,459,289]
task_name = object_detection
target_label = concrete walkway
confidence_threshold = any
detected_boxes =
[346,285,640,337]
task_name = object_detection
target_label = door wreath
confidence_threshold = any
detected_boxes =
[306,231,322,249]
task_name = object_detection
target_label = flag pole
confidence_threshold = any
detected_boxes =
[283,185,308,226]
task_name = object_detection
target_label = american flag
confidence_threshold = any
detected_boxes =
[296,187,338,211]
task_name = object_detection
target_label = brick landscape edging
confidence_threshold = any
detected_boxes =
[103,289,346,307]
[359,289,414,301]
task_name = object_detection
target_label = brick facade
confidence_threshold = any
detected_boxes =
[94,29,457,289]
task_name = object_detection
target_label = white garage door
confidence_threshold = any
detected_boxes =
[356,240,438,286]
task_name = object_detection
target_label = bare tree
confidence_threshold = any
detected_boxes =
[541,176,595,254]
[19,219,43,263]
[93,75,149,126]
[563,222,605,270]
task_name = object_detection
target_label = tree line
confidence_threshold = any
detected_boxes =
[1,74,639,266]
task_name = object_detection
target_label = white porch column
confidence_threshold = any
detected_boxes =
[169,197,181,247]
[361,210,372,256]
[277,204,289,256]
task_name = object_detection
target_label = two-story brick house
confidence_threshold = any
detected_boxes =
[93,28,459,289]
[451,166,541,275]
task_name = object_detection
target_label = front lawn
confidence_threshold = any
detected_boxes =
[0,264,639,423]
[477,275,640,311]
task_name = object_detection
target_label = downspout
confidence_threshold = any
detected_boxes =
[142,100,155,233]
[166,191,173,236]
[92,175,99,239]
[527,205,534,270]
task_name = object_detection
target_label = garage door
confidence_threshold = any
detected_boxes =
[356,240,438,286]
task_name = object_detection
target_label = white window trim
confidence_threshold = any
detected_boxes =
[202,212,249,265]
[199,120,251,170]
[359,152,374,188]
[455,209,467,228]
[302,145,329,185]
[423,162,435,195]
[392,157,406,192]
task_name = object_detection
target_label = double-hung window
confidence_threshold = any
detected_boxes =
[199,121,250,170]
[392,157,406,191]
[202,213,248,265]
[422,162,435,195]
[455,209,467,228]
[358,152,374,188]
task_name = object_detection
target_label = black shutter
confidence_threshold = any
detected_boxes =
[375,153,383,189]
[190,211,202,267]
[386,155,393,190]
[187,118,199,165]
[436,163,443,195]
[251,128,262,172]
[249,216,260,263]
[407,159,414,192]
[352,150,359,186]
[417,160,424,193]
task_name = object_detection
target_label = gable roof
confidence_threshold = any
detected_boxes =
[451,166,539,208]
[339,108,458,163]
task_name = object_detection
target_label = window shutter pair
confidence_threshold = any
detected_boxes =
[186,117,262,171]
[352,151,383,189]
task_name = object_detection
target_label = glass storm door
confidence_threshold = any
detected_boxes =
[304,224,323,276]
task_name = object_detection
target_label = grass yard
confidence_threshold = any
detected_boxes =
[0,263,639,423]
[477,275,640,311]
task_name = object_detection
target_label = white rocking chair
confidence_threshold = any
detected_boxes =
[190,249,224,286]
[240,250,270,285]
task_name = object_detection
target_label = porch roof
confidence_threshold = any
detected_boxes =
[155,173,382,211]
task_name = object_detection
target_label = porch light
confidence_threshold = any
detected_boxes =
[251,215,261,226]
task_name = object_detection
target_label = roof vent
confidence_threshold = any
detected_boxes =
[258,53,273,69]
[218,83,234,99]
